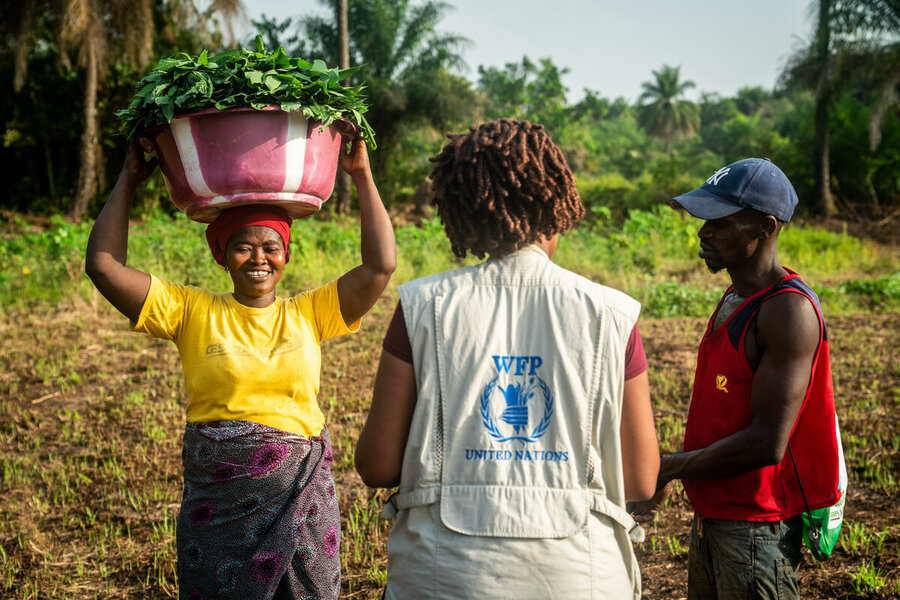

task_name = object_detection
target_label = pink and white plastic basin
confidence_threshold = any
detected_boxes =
[149,106,350,223]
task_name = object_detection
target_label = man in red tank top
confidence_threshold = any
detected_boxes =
[631,158,841,600]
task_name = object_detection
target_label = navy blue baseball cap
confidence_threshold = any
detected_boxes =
[671,158,798,222]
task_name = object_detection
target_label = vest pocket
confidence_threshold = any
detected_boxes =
[439,485,588,538]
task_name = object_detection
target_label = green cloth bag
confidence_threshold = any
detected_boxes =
[789,415,847,561]
[800,493,845,561]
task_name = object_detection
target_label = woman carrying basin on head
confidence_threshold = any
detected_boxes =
[355,119,659,599]
[84,134,395,600]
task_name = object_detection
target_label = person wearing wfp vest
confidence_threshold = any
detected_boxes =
[631,158,843,599]
[355,119,661,599]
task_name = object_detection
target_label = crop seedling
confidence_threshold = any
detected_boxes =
[849,560,886,593]
[667,535,688,557]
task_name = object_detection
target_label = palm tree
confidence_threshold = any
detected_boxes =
[334,0,352,213]
[65,0,158,220]
[812,0,837,216]
[782,0,900,216]
[637,64,700,156]
[837,3,900,152]
[7,0,244,219]
[301,0,472,176]
[7,0,154,219]
[163,0,246,48]
[477,57,570,131]
[866,43,900,152]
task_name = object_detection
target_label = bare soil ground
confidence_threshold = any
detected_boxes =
[792,203,900,246]
[1,292,898,598]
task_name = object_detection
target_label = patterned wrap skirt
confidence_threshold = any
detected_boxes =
[177,420,341,600]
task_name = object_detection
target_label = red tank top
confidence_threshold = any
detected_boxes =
[682,270,841,521]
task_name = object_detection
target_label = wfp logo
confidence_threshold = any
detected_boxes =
[480,355,554,444]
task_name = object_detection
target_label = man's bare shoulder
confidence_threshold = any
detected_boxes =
[757,290,821,358]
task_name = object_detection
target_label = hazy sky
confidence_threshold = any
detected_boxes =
[237,0,813,102]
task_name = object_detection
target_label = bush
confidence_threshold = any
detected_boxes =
[1,208,896,318]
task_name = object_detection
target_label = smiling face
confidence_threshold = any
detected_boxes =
[225,226,286,307]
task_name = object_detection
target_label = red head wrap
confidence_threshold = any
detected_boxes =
[205,205,293,266]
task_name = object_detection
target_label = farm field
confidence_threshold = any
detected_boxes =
[5,0,900,596]
[1,211,899,598]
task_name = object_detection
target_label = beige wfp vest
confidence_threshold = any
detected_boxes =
[383,245,643,600]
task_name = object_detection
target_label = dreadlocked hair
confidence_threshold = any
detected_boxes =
[428,118,585,259]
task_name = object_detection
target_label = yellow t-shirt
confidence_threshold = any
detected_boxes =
[131,275,359,437]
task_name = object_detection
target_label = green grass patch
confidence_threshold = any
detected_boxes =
[0,207,896,316]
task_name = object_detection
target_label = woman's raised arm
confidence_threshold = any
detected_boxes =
[336,136,396,325]
[84,142,155,321]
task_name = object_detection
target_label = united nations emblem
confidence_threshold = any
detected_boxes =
[480,355,554,443]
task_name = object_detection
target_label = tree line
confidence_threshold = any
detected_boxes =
[2,0,898,221]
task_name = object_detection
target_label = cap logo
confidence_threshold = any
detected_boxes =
[706,167,731,186]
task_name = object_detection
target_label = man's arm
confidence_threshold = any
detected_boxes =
[659,292,821,483]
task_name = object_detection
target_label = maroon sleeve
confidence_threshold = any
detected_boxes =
[624,322,648,380]
[382,301,414,364]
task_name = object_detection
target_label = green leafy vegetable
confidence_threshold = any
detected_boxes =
[116,35,376,148]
